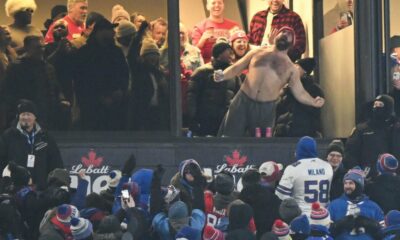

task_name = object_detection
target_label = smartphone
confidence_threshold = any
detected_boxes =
[121,190,130,199]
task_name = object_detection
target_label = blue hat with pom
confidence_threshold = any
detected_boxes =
[70,217,93,240]
[377,153,398,175]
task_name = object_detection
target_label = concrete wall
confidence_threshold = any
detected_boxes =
[319,26,355,138]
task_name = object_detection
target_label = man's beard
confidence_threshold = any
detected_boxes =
[276,37,291,51]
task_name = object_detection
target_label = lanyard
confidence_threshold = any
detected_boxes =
[25,131,35,153]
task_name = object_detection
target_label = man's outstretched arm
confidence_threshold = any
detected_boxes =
[214,48,260,82]
[289,68,325,108]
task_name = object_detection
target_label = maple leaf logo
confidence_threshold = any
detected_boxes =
[225,150,247,167]
[81,149,103,168]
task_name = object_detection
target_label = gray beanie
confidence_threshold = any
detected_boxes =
[279,198,302,223]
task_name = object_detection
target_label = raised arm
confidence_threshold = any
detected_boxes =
[289,67,325,108]
[214,48,259,82]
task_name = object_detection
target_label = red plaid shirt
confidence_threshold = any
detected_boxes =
[248,6,306,61]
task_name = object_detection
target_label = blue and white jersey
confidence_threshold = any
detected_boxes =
[275,158,333,215]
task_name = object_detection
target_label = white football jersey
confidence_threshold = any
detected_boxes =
[275,158,333,215]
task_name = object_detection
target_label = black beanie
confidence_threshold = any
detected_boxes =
[214,171,234,195]
[295,58,316,75]
[326,139,344,157]
[212,42,232,59]
[241,169,260,188]
[391,35,400,50]
[375,94,394,116]
[51,5,67,20]
[17,99,37,116]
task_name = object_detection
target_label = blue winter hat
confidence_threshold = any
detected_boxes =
[385,210,400,226]
[70,217,93,240]
[296,136,318,160]
[343,168,365,189]
[377,153,399,175]
[168,200,189,220]
[290,214,311,235]
[175,226,201,239]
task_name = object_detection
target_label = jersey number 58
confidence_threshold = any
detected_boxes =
[304,180,330,203]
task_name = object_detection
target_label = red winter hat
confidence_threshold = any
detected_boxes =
[310,202,331,227]
[272,219,290,237]
[229,29,248,43]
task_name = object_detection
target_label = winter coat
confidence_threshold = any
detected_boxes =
[365,174,400,214]
[152,209,205,240]
[0,123,63,190]
[383,224,400,240]
[329,165,346,201]
[74,40,129,130]
[2,57,63,128]
[344,117,400,177]
[187,62,241,136]
[274,75,324,137]
[239,184,281,239]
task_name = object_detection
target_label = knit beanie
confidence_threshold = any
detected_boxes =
[272,219,291,239]
[385,210,400,227]
[108,170,121,188]
[343,168,365,189]
[279,198,302,223]
[203,225,224,240]
[57,204,80,224]
[276,26,296,46]
[229,29,248,43]
[241,168,261,188]
[5,0,37,17]
[295,136,318,160]
[168,201,189,220]
[214,171,234,195]
[70,217,93,240]
[47,168,70,186]
[377,153,399,175]
[310,202,331,228]
[391,36,400,49]
[175,226,201,240]
[51,5,67,20]
[116,20,136,38]
[295,58,315,75]
[17,99,37,116]
[111,4,130,24]
[140,39,160,57]
[259,161,283,183]
[212,41,232,59]
[290,214,310,235]
[325,139,344,157]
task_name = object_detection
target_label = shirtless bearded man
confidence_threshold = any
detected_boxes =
[214,27,324,137]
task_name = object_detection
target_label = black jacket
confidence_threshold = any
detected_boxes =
[0,124,63,190]
[330,165,346,201]
[365,174,400,214]
[187,62,241,136]
[344,118,400,177]
[239,184,281,239]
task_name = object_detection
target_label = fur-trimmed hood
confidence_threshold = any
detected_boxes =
[5,0,37,17]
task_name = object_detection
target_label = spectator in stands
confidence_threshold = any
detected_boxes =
[39,204,80,239]
[0,100,64,191]
[130,12,146,30]
[390,36,400,116]
[365,153,400,214]
[70,11,104,49]
[111,4,130,24]
[45,0,88,43]
[230,29,250,63]
[115,20,136,58]
[5,0,42,52]
[239,168,281,238]
[70,217,93,240]
[45,19,74,130]
[187,41,241,136]
[308,202,332,239]
[43,5,68,36]
[248,0,306,61]
[325,139,346,201]
[150,18,168,48]
[344,94,400,178]
[276,136,333,215]
[330,11,353,34]
[74,18,129,130]
[100,170,121,213]
[0,26,17,131]
[192,0,240,63]
[383,210,400,239]
[279,198,301,224]
[258,161,283,191]
[129,38,169,131]
[274,58,324,137]
[2,36,69,128]
[328,168,384,239]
